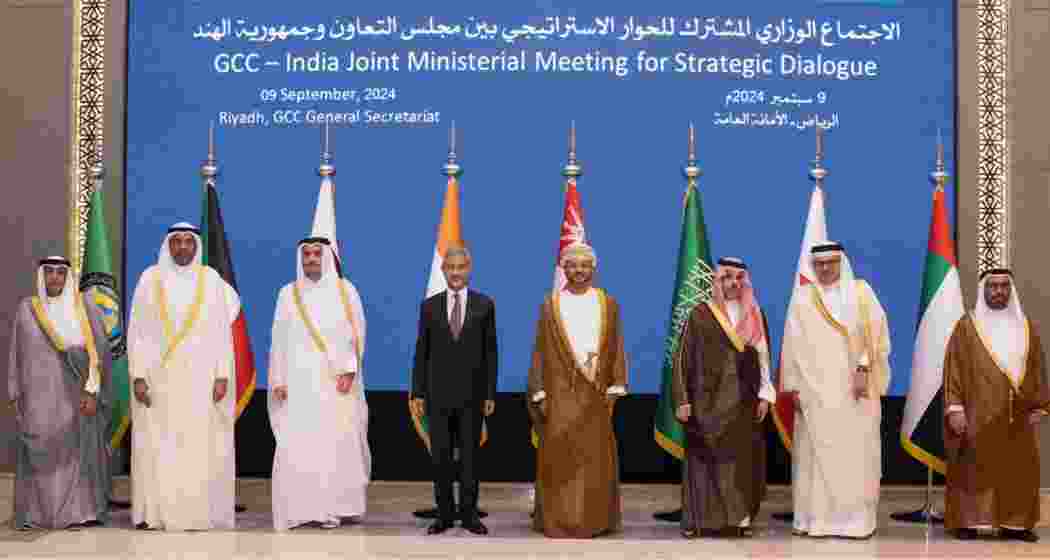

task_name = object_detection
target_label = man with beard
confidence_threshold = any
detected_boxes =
[943,269,1049,542]
[672,257,774,538]
[8,256,112,529]
[527,243,628,538]
[127,223,237,531]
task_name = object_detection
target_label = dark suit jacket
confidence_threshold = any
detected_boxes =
[411,289,498,409]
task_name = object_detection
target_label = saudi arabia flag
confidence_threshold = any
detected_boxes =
[900,186,964,475]
[79,184,129,449]
[654,182,714,459]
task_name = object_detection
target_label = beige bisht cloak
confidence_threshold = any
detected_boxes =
[943,315,1049,530]
[527,289,627,538]
[781,278,890,538]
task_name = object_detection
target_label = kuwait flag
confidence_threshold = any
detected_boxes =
[410,174,488,451]
[201,183,257,419]
[772,185,828,451]
[900,187,963,474]
[653,182,714,460]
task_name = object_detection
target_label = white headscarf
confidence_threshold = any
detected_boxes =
[157,223,203,321]
[810,240,858,332]
[295,237,366,373]
[37,256,83,345]
[158,222,203,271]
[975,270,1027,383]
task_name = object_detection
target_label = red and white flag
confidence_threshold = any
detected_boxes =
[772,185,828,451]
[553,178,587,290]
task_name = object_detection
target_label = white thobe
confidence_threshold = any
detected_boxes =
[781,280,891,538]
[128,265,236,531]
[552,288,625,396]
[268,279,370,530]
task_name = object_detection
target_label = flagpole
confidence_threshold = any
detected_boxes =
[443,120,462,179]
[891,130,949,527]
[653,122,704,525]
[564,120,582,179]
[88,140,134,511]
[771,125,833,525]
[198,124,249,514]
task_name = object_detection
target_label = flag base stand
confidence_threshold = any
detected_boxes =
[890,508,943,524]
[653,509,682,523]
[890,467,942,525]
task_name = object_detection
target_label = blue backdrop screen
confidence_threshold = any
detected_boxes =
[126,1,957,394]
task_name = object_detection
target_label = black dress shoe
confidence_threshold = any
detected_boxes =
[954,528,978,540]
[1001,528,1039,542]
[427,520,455,535]
[654,509,683,523]
[461,516,488,535]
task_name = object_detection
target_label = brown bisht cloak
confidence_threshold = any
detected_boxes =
[943,315,1050,530]
[7,295,113,529]
[672,302,767,530]
[527,289,627,538]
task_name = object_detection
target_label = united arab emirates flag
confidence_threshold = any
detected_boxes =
[201,183,256,419]
[653,182,714,460]
[900,186,963,475]
[80,184,130,449]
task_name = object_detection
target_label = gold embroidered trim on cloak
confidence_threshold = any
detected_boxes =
[969,312,1031,394]
[706,302,746,353]
[551,289,607,392]
[155,266,207,368]
[30,294,100,391]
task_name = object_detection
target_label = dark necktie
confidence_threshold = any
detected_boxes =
[450,293,463,340]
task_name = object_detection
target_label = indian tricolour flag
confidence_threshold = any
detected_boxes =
[410,174,488,451]
[900,186,964,475]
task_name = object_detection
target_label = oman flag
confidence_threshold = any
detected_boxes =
[529,174,588,449]
[201,182,256,419]
[553,178,587,290]
[772,185,827,451]
[900,186,963,475]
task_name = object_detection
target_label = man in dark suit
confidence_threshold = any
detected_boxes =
[410,246,497,535]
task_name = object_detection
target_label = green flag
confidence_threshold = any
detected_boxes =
[654,183,714,460]
[80,185,129,450]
